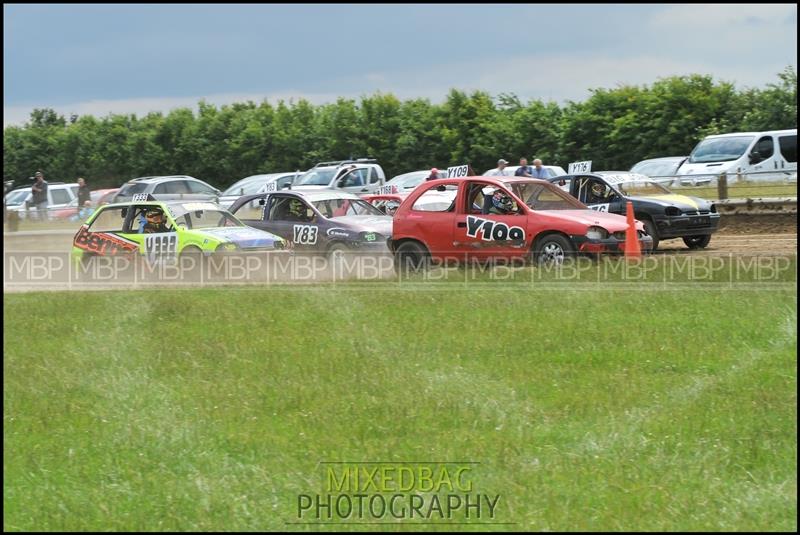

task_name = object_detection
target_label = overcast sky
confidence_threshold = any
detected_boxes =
[3,3,797,126]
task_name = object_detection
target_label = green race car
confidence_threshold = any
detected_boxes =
[72,197,287,265]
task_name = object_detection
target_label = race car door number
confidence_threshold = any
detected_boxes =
[293,225,318,245]
[588,203,609,212]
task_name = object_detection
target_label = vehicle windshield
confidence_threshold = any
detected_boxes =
[5,189,30,206]
[630,160,682,177]
[501,181,584,210]
[312,198,385,218]
[688,136,754,163]
[223,178,270,196]
[616,181,671,196]
[117,182,149,196]
[174,209,244,229]
[387,171,427,189]
[297,168,337,186]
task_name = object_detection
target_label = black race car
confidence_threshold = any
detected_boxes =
[228,190,392,254]
[549,171,720,250]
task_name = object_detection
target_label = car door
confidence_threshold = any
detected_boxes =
[747,134,781,180]
[776,133,797,176]
[122,205,179,263]
[263,195,319,249]
[452,180,528,261]
[336,168,371,194]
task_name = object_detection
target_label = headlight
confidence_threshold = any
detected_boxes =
[217,242,238,251]
[586,226,608,240]
[665,206,681,216]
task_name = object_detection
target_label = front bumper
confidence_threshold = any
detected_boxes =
[571,234,654,254]
[654,213,720,239]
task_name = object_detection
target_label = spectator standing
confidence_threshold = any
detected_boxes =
[77,177,91,208]
[31,171,49,220]
[515,158,533,177]
[486,159,510,176]
[531,159,548,179]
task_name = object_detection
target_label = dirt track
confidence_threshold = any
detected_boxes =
[3,219,796,293]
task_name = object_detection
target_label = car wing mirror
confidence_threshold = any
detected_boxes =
[121,207,128,217]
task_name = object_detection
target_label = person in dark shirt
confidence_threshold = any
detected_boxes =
[31,171,49,220]
[426,168,441,181]
[77,177,91,208]
[515,158,533,177]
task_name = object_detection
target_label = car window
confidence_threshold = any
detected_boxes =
[369,168,380,184]
[338,169,367,188]
[411,185,458,212]
[128,205,175,233]
[779,135,797,163]
[87,206,126,232]
[186,180,216,194]
[276,176,295,189]
[268,196,314,222]
[754,136,774,159]
[312,198,383,217]
[51,188,71,205]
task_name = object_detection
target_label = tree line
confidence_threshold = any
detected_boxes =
[3,67,796,190]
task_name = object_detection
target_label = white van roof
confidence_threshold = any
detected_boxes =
[704,129,796,139]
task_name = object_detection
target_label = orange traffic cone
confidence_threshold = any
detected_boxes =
[624,201,642,258]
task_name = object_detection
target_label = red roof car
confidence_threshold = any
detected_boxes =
[390,176,652,268]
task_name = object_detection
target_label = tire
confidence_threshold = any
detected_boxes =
[683,234,711,249]
[642,218,659,251]
[532,234,574,266]
[394,241,429,274]
[327,242,350,257]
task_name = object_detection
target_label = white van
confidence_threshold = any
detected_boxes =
[676,129,797,184]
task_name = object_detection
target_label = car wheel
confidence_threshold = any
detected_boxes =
[394,241,429,274]
[533,234,574,266]
[683,235,711,249]
[642,219,659,251]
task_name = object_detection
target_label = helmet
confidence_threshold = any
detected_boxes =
[591,183,605,197]
[289,199,305,217]
[491,190,514,213]
[145,208,164,223]
[384,200,400,215]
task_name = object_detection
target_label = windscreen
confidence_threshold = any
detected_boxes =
[297,169,337,186]
[688,136,754,163]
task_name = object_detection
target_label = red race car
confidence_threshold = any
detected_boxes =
[362,193,407,215]
[390,176,652,268]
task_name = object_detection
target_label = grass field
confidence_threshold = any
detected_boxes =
[671,180,797,200]
[3,282,797,531]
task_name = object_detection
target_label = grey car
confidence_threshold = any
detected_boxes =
[113,175,221,204]
[218,172,299,209]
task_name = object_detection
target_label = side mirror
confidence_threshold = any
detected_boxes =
[121,207,128,217]
[436,185,447,192]
[749,150,762,164]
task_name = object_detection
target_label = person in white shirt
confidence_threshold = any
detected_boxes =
[485,158,510,176]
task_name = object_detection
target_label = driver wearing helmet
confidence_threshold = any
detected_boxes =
[488,189,516,215]
[143,208,170,233]
[587,182,608,204]
[286,198,309,221]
